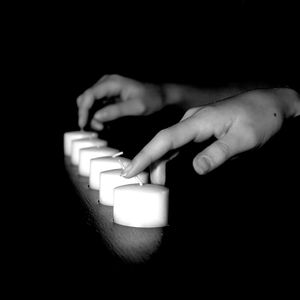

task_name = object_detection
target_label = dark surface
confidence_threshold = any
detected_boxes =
[42,113,300,285]
[11,0,299,293]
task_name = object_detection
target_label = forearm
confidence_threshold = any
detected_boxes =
[162,82,277,109]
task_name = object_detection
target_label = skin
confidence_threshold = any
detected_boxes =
[77,75,165,130]
[77,75,300,185]
[121,88,300,184]
[77,74,263,130]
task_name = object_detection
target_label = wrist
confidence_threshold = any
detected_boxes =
[161,84,184,106]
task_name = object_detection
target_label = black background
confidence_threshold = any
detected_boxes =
[9,0,299,293]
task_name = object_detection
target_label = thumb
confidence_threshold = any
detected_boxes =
[193,133,242,175]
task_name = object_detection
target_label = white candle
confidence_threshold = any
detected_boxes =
[89,157,131,190]
[78,147,120,176]
[113,184,169,228]
[99,169,148,206]
[64,131,97,156]
[71,138,107,165]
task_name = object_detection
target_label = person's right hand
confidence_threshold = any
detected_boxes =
[77,75,165,130]
[120,88,300,184]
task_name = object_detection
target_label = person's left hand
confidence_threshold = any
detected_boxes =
[77,75,165,130]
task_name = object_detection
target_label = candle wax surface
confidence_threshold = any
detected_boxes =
[64,131,97,156]
[99,169,148,206]
[113,184,169,228]
[71,138,107,165]
[78,147,120,176]
[89,157,131,190]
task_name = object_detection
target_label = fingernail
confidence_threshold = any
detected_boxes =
[120,164,133,178]
[196,156,211,174]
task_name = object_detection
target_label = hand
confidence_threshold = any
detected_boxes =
[121,88,300,184]
[77,74,165,130]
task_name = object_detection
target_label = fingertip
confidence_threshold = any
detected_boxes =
[94,110,108,121]
[193,155,212,175]
[120,163,133,178]
[91,119,104,131]
[150,161,166,185]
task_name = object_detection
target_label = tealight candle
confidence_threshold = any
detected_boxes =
[64,131,97,156]
[78,147,120,176]
[99,169,148,206]
[89,157,131,190]
[71,138,107,165]
[113,184,169,228]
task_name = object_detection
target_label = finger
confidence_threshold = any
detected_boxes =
[94,74,109,85]
[180,107,201,121]
[91,78,124,98]
[150,160,167,185]
[90,119,104,131]
[93,99,145,122]
[77,95,83,107]
[78,79,124,128]
[150,150,179,185]
[121,116,216,178]
[193,132,246,175]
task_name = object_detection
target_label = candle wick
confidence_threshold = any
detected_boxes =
[113,151,123,158]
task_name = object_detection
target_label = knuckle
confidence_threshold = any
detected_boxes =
[109,74,122,82]
[156,128,175,149]
[187,107,198,114]
[185,108,197,117]
[99,74,109,81]
[196,105,216,116]
[135,101,147,114]
[83,89,92,99]
[181,107,201,121]
[192,106,218,125]
[156,129,171,141]
[81,92,93,107]
[96,75,109,85]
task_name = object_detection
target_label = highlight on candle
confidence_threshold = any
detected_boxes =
[99,169,148,206]
[78,147,120,177]
[113,184,169,228]
[64,131,97,156]
[89,156,131,190]
[71,138,107,165]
